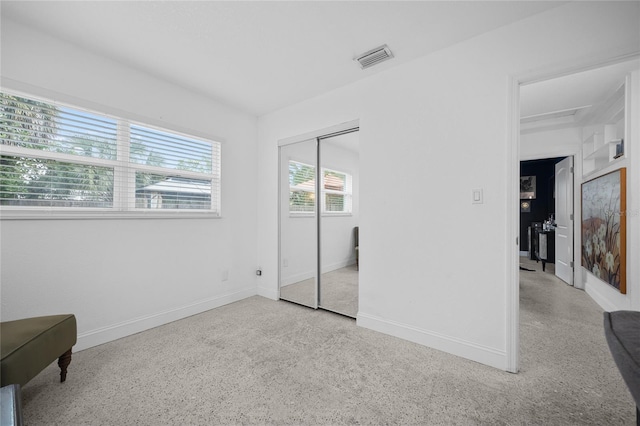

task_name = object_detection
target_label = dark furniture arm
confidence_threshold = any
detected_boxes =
[604,311,640,425]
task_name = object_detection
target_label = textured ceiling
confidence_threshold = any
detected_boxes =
[1,1,565,116]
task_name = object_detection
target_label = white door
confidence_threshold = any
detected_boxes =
[555,156,574,285]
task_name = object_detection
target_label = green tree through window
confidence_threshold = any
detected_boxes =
[289,161,316,212]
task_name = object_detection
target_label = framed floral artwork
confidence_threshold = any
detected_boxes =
[581,168,626,293]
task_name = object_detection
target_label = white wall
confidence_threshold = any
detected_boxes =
[256,2,640,370]
[0,20,260,350]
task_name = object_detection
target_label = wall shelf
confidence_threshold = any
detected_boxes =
[583,138,622,161]
[582,155,625,180]
[582,81,626,177]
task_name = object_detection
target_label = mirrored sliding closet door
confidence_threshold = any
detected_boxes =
[279,129,360,318]
[279,138,318,309]
[318,131,359,318]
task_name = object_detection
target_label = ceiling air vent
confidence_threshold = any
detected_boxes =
[355,44,394,69]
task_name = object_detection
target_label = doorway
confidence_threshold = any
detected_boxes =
[519,156,573,285]
[511,55,639,372]
[278,128,360,318]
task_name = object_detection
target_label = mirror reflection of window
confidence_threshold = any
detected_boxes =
[323,169,352,214]
[289,160,316,213]
[288,160,353,215]
[280,140,318,310]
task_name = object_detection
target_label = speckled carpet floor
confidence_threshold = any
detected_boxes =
[20,257,635,425]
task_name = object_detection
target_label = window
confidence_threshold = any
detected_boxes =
[0,91,221,217]
[323,169,351,213]
[288,160,316,213]
[288,160,351,215]
[130,124,219,211]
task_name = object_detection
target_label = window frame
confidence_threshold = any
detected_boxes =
[321,167,352,216]
[0,90,221,220]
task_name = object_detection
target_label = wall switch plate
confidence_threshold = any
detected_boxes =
[472,189,483,204]
[221,269,229,281]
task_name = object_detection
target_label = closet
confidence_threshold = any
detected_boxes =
[278,129,360,318]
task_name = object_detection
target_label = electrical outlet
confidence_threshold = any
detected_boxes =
[221,269,229,281]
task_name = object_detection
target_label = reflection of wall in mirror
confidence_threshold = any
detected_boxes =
[320,139,359,275]
[280,142,318,286]
[280,139,360,286]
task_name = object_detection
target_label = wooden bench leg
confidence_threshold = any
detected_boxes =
[58,349,72,383]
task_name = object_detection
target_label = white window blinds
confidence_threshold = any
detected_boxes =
[1,94,118,208]
[130,124,220,211]
[288,160,352,215]
[0,91,221,216]
[323,169,350,213]
[289,160,316,213]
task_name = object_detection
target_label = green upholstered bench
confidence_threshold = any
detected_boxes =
[1,314,77,387]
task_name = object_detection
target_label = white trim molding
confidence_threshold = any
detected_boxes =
[278,120,360,147]
[585,280,626,312]
[75,287,257,352]
[357,312,508,371]
[506,75,521,373]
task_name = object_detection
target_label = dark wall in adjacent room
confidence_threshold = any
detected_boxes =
[520,157,566,254]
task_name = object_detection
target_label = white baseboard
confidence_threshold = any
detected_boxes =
[76,287,257,352]
[585,281,624,312]
[356,312,508,371]
[281,271,314,287]
[519,251,529,257]
[281,258,356,287]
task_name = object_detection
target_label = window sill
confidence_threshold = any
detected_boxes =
[322,213,352,217]
[289,212,353,218]
[289,212,315,218]
[0,209,221,220]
